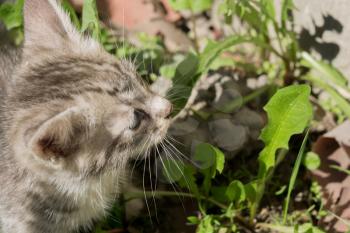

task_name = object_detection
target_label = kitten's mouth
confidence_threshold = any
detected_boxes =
[137,124,170,157]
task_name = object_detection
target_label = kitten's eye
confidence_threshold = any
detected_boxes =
[129,109,148,130]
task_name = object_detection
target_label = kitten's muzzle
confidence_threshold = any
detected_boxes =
[150,96,173,119]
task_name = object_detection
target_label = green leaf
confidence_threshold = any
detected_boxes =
[303,152,321,170]
[226,180,246,203]
[187,216,200,225]
[168,0,213,13]
[244,181,257,204]
[211,186,229,203]
[261,0,275,20]
[81,0,100,40]
[283,129,309,223]
[0,0,24,30]
[169,53,199,112]
[170,36,251,113]
[160,64,177,79]
[194,143,225,195]
[301,52,348,88]
[197,215,214,233]
[191,0,213,13]
[215,147,225,174]
[194,143,225,176]
[258,84,313,177]
[168,0,190,10]
[173,52,199,86]
[198,36,250,73]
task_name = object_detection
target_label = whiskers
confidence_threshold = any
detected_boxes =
[131,133,196,225]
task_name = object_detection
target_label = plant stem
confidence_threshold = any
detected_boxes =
[250,149,287,223]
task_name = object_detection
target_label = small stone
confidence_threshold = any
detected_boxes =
[208,119,249,152]
[169,117,200,136]
[233,108,263,127]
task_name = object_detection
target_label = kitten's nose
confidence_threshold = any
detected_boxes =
[150,96,173,118]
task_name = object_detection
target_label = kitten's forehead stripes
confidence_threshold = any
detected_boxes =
[13,56,145,105]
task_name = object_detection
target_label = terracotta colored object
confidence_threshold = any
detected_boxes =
[160,0,181,22]
[104,0,158,29]
[69,0,180,29]
[68,0,192,51]
[312,121,350,232]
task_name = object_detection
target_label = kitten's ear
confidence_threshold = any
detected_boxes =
[23,0,78,50]
[27,107,88,162]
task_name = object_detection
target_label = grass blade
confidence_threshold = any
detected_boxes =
[282,129,310,223]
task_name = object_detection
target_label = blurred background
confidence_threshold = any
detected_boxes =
[1,0,350,233]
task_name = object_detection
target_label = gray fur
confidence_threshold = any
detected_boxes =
[0,0,172,232]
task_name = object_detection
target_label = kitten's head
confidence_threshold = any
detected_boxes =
[6,0,172,176]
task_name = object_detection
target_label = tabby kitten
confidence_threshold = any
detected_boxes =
[0,0,172,232]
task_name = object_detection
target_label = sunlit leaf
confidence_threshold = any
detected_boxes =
[197,215,214,233]
[168,0,213,13]
[261,0,275,20]
[258,85,313,177]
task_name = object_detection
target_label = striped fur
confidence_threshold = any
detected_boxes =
[0,0,172,232]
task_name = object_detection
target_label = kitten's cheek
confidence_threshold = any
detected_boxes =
[153,120,171,143]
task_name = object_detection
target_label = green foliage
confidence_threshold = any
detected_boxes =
[197,215,215,233]
[0,0,24,45]
[249,85,312,220]
[303,152,321,170]
[81,0,100,40]
[168,0,213,13]
[0,0,346,232]
[0,0,23,30]
[194,143,225,176]
[226,180,246,203]
[258,85,313,177]
[198,36,251,74]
